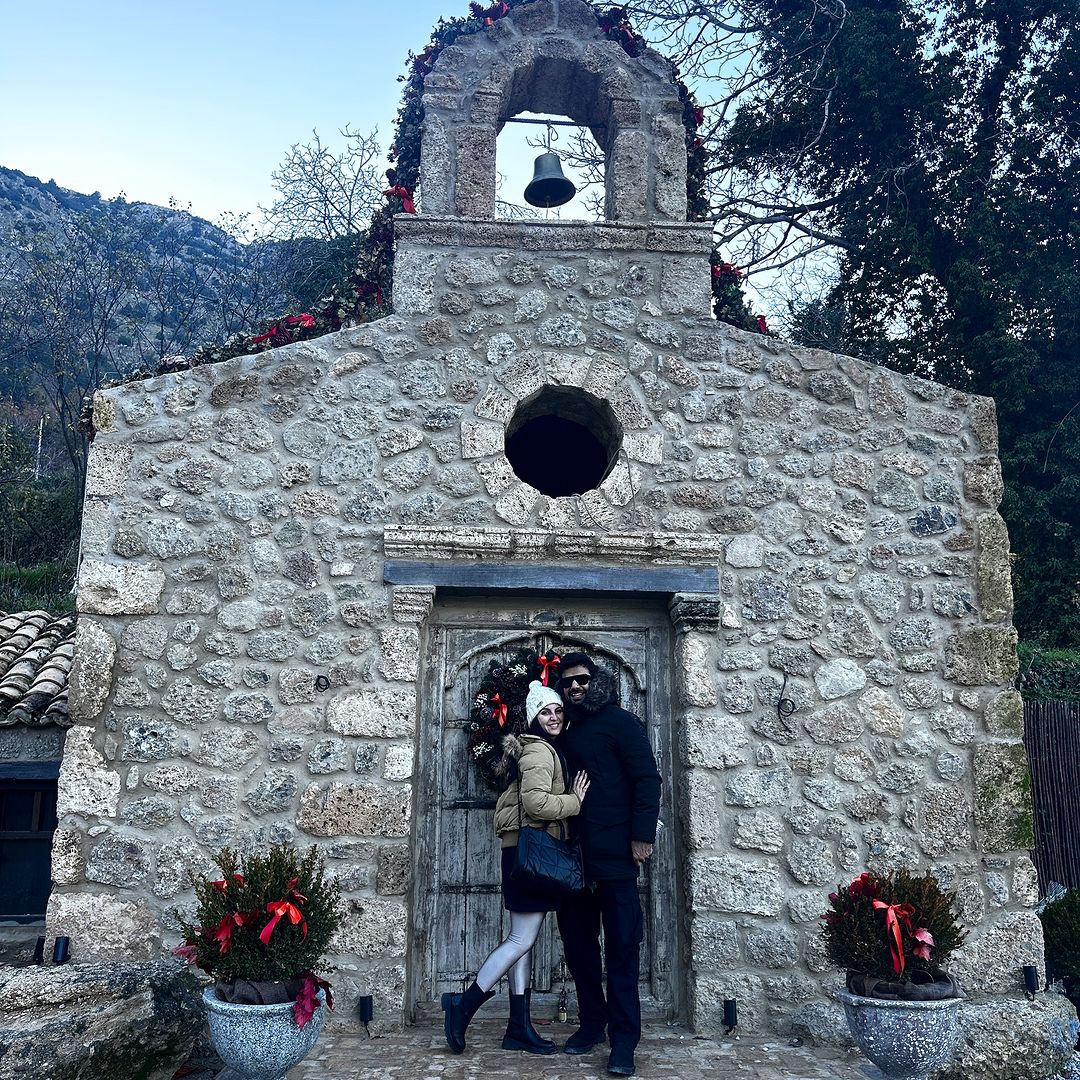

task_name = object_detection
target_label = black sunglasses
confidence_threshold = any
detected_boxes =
[561,674,591,688]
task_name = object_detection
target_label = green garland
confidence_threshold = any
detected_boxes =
[177,2,757,374]
[466,647,563,790]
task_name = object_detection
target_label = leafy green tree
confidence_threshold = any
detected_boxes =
[633,0,1080,643]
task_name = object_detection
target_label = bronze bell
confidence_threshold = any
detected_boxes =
[524,151,576,208]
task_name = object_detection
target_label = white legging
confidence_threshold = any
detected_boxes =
[475,911,546,995]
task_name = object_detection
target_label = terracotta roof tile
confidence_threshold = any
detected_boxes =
[0,611,76,727]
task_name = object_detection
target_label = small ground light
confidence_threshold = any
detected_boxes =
[1023,965,1040,998]
[52,937,70,964]
[723,998,738,1034]
[32,937,45,965]
[357,995,374,1023]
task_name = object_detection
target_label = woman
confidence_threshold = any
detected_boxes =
[443,679,589,1055]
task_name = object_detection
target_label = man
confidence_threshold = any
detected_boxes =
[556,651,661,1078]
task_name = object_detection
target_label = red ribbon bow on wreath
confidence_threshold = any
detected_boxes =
[259,878,309,946]
[537,655,561,686]
[873,899,916,975]
[491,692,508,728]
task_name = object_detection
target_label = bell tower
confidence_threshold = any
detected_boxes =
[417,0,690,222]
[393,0,713,321]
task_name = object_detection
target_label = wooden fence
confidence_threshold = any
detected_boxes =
[1025,698,1080,892]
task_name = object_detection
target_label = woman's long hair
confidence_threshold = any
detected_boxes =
[527,715,571,792]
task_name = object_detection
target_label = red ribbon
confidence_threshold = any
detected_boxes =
[260,901,308,945]
[383,185,416,214]
[211,873,245,893]
[212,911,251,955]
[873,899,915,975]
[259,879,309,946]
[537,655,561,686]
[491,692,508,728]
[756,314,769,334]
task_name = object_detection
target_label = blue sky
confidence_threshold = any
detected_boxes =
[0,0,467,224]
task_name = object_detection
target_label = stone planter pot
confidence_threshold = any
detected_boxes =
[836,987,963,1080]
[203,986,326,1080]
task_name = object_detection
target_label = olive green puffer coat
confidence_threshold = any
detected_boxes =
[492,734,581,849]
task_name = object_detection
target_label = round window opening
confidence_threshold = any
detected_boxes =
[504,385,623,497]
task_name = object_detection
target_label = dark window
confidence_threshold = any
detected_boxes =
[504,386,623,497]
[0,780,58,921]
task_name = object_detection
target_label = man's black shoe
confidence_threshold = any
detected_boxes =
[563,1026,606,1054]
[607,1048,636,1076]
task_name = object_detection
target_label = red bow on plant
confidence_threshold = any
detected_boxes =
[873,899,916,975]
[537,655,561,686]
[491,692,508,728]
[212,911,254,955]
[211,873,245,893]
[692,105,705,128]
[756,314,769,334]
[259,878,309,946]
[383,185,416,214]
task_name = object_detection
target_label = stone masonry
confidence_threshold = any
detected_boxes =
[55,0,1040,1051]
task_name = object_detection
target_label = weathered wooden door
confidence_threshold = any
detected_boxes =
[410,597,681,1022]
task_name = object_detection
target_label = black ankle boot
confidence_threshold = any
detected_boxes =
[501,990,557,1054]
[441,981,494,1054]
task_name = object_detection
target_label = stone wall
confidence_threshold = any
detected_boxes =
[56,206,1036,1035]
[54,0,1039,1042]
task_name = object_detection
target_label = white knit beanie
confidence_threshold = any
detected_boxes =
[525,679,562,722]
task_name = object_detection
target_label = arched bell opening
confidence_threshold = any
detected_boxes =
[495,110,604,221]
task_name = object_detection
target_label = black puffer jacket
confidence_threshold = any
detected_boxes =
[561,667,661,881]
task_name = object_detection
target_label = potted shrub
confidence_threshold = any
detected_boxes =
[174,845,341,1080]
[822,869,967,1080]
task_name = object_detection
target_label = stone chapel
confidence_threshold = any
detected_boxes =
[50,0,1048,1045]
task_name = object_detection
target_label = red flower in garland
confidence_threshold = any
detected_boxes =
[711,261,742,281]
[383,185,416,214]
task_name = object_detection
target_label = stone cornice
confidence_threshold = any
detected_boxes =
[382,525,725,565]
[394,216,714,255]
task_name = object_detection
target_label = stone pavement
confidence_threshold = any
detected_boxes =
[276,1020,878,1079]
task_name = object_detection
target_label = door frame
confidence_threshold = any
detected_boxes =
[407,591,690,1022]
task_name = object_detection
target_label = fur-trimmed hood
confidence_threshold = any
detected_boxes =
[567,665,619,715]
[491,731,553,783]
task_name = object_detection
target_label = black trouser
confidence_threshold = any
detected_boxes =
[557,878,644,1052]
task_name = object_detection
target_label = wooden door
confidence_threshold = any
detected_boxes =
[410,597,681,1022]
